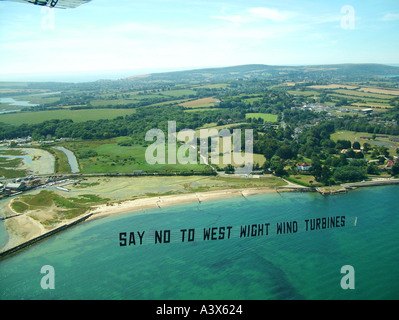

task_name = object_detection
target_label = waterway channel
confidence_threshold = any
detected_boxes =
[53,147,80,173]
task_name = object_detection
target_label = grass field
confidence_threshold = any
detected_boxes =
[11,190,109,227]
[90,99,138,107]
[245,113,278,123]
[287,90,320,97]
[61,137,209,174]
[211,153,266,169]
[13,94,60,105]
[331,130,399,156]
[60,133,265,174]
[161,89,196,97]
[0,157,28,178]
[66,175,288,201]
[0,108,137,126]
[331,130,377,142]
[194,83,229,89]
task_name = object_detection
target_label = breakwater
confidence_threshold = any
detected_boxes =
[276,186,315,192]
[0,213,92,260]
[343,179,399,188]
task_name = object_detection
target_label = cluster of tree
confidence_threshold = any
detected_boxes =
[0,105,245,143]
[333,116,399,135]
[253,117,398,183]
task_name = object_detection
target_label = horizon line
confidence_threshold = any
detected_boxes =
[1,62,399,83]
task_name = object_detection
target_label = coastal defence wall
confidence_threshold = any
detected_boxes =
[276,186,315,192]
[0,213,92,260]
[343,179,399,188]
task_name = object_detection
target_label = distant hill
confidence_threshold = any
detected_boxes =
[127,63,399,82]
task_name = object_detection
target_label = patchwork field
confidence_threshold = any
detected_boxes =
[358,87,399,96]
[309,84,359,90]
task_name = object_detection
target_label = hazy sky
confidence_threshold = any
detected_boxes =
[0,0,398,81]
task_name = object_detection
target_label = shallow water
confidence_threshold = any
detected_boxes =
[0,185,398,300]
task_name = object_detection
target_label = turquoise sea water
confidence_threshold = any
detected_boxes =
[0,185,398,300]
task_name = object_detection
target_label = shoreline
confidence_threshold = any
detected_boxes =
[0,186,284,257]
[1,179,398,258]
[86,187,282,222]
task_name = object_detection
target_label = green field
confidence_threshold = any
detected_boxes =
[184,108,222,113]
[287,90,320,97]
[331,130,399,156]
[0,109,137,126]
[331,130,378,142]
[90,99,138,107]
[0,157,27,178]
[161,89,196,97]
[61,137,210,174]
[11,190,110,226]
[245,113,278,123]
[332,89,396,99]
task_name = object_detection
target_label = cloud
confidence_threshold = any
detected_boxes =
[246,7,291,22]
[211,7,293,25]
[210,15,250,24]
[382,13,399,21]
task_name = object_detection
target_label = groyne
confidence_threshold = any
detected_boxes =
[0,213,92,260]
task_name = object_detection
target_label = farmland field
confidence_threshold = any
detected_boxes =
[161,89,196,97]
[358,87,399,96]
[287,90,320,97]
[180,97,219,108]
[90,99,138,107]
[245,113,278,123]
[184,108,222,113]
[309,84,359,90]
[0,108,137,126]
[332,89,395,99]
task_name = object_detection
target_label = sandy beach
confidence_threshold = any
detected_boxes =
[2,177,398,256]
[87,187,279,221]
[0,173,292,255]
[0,186,281,254]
